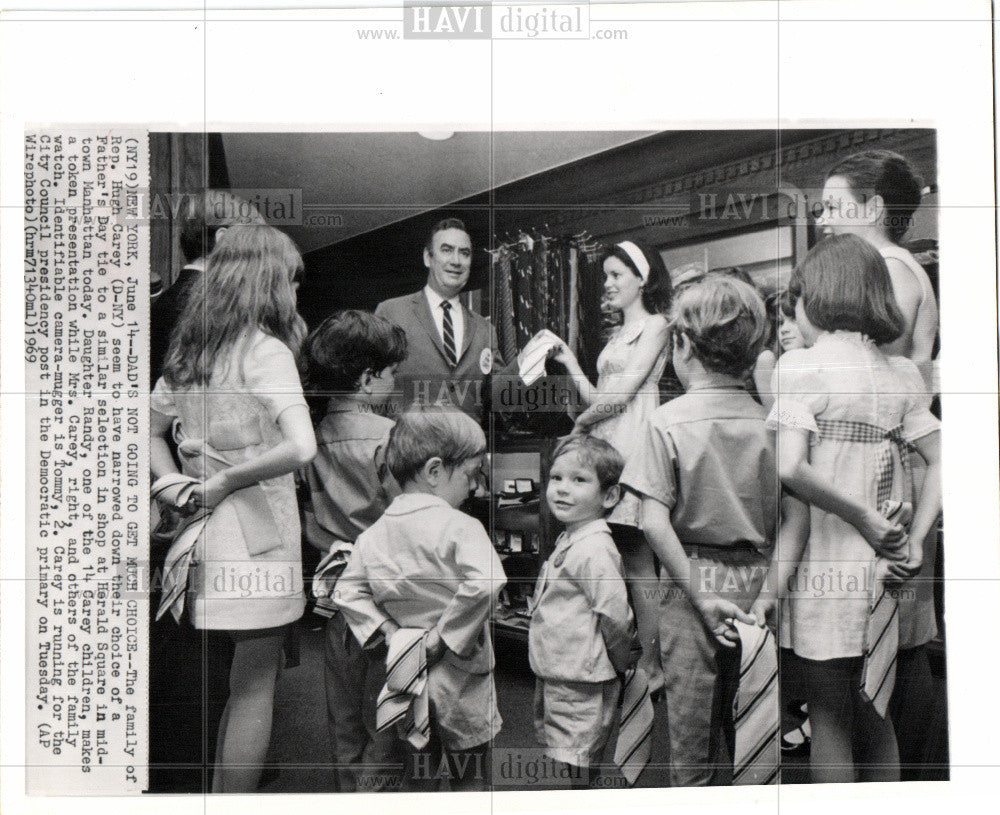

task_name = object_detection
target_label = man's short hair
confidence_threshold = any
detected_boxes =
[178,190,266,263]
[550,435,625,492]
[424,217,470,252]
[671,275,769,377]
[386,405,486,485]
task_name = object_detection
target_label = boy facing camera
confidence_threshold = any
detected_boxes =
[528,435,639,786]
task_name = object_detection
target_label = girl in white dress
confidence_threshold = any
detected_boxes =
[764,235,942,783]
[151,224,317,792]
[544,240,671,692]
[817,150,941,776]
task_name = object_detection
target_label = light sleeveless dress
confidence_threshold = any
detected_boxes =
[768,332,940,659]
[589,314,670,527]
[881,244,941,649]
[151,330,307,630]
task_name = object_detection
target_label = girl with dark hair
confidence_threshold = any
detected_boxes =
[151,224,317,792]
[819,151,943,779]
[755,290,809,412]
[539,239,672,693]
[761,234,942,784]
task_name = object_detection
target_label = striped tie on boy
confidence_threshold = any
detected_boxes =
[732,620,780,786]
[613,666,654,785]
[377,628,430,749]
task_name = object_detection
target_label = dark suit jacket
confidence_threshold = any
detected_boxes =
[375,290,503,423]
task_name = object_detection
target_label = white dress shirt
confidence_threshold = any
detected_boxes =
[424,286,464,357]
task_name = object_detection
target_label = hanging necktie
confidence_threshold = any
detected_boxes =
[493,248,518,363]
[441,300,458,367]
[859,556,899,718]
[377,628,430,749]
[613,666,654,785]
[311,540,356,618]
[860,501,911,721]
[152,473,211,623]
[732,620,780,786]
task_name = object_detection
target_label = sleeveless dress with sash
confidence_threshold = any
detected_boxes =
[880,244,941,649]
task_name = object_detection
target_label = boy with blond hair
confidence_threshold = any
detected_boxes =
[621,275,781,786]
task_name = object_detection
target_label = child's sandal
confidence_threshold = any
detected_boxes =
[780,722,811,756]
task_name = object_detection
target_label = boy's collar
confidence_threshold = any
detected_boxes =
[558,518,612,545]
[683,378,747,394]
[387,492,454,514]
[324,396,371,414]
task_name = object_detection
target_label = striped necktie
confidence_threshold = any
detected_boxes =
[441,300,458,367]
[152,473,210,623]
[377,628,430,749]
[732,621,780,786]
[613,666,654,785]
[859,558,899,718]
[859,500,911,717]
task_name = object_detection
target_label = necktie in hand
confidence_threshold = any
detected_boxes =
[377,628,430,749]
[860,500,911,718]
[732,620,780,785]
[152,473,210,623]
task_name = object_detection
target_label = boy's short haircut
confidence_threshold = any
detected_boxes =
[303,309,408,395]
[386,405,487,485]
[671,275,769,378]
[550,434,625,492]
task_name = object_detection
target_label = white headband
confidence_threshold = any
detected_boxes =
[616,240,650,284]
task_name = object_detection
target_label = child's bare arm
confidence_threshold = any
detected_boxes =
[776,425,906,554]
[642,497,754,647]
[751,492,809,625]
[887,430,942,581]
[150,409,180,480]
[191,404,317,509]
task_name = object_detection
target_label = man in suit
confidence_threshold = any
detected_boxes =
[376,218,503,423]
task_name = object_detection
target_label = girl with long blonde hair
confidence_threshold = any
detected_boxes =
[151,223,317,792]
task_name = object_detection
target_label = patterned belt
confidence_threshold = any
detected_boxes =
[816,419,913,506]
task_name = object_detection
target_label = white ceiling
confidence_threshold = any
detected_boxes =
[220,131,656,253]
